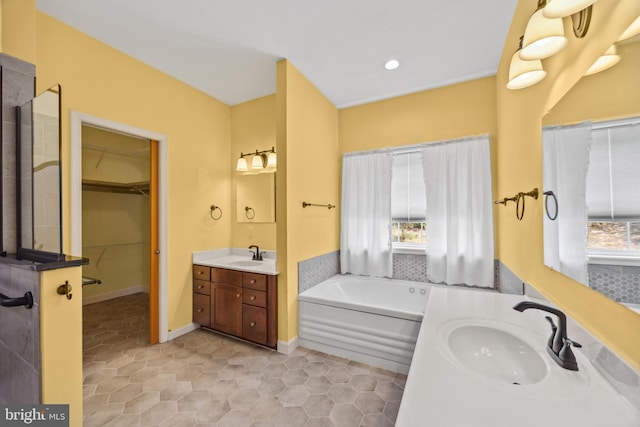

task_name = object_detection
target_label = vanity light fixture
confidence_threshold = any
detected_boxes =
[542,0,597,19]
[617,15,640,42]
[584,44,620,76]
[236,147,276,172]
[236,157,248,172]
[507,36,547,90]
[384,59,400,70]
[520,0,568,60]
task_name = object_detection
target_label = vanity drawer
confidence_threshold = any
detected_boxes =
[212,268,242,287]
[193,265,211,281]
[193,293,210,327]
[243,272,267,291]
[193,279,211,295]
[243,305,267,345]
[243,289,267,307]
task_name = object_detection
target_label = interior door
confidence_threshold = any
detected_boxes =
[150,140,159,344]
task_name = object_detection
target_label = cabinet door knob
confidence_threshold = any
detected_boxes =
[236,293,241,298]
[198,285,204,289]
[250,279,256,284]
[250,321,256,327]
[250,296,256,300]
[197,308,203,313]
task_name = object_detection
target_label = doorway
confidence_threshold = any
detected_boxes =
[70,112,168,344]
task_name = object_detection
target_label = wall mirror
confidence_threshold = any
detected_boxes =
[542,38,640,309]
[17,84,64,260]
[236,173,275,223]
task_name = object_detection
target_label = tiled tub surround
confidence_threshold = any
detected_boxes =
[588,263,640,304]
[299,251,522,295]
[299,275,436,374]
[396,287,640,426]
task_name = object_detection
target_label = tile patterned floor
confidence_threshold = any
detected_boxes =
[83,293,406,426]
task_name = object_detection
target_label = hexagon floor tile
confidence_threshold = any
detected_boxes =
[83,293,406,426]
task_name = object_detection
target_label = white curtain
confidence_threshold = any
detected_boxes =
[340,152,393,277]
[542,123,591,285]
[422,137,494,287]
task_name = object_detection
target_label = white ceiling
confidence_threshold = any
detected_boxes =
[36,0,518,108]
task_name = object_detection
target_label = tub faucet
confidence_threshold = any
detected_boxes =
[513,301,582,371]
[248,245,262,261]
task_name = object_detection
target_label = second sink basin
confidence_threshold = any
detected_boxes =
[438,318,549,387]
[229,260,264,267]
[446,323,547,385]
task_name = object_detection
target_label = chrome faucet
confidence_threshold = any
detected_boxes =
[248,245,263,261]
[513,301,582,371]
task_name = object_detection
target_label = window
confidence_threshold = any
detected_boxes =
[391,151,426,249]
[586,119,640,262]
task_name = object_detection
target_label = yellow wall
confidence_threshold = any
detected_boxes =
[230,95,277,250]
[339,77,497,154]
[35,12,232,331]
[40,266,83,427]
[543,40,640,126]
[276,60,340,341]
[496,0,640,371]
[0,0,36,63]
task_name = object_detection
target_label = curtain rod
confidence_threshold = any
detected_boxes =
[543,116,640,131]
[342,133,491,158]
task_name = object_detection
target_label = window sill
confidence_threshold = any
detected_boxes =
[588,252,640,267]
[392,245,427,256]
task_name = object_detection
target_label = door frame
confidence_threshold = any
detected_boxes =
[70,111,169,343]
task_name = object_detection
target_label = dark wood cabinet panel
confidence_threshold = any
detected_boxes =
[243,289,267,307]
[193,292,211,327]
[243,272,267,291]
[193,264,277,349]
[193,265,211,281]
[212,268,242,287]
[243,305,268,345]
[212,283,243,336]
[193,279,211,295]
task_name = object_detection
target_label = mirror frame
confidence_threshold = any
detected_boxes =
[16,84,65,262]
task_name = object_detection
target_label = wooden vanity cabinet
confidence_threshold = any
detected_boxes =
[192,265,277,348]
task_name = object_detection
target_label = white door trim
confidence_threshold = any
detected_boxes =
[70,111,169,343]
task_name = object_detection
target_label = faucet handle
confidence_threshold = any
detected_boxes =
[559,337,581,371]
[563,337,582,348]
[544,316,558,350]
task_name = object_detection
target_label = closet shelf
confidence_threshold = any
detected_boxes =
[82,179,149,195]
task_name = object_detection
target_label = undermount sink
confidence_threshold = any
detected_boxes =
[228,260,263,267]
[439,320,548,386]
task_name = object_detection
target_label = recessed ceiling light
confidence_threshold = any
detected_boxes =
[384,59,400,70]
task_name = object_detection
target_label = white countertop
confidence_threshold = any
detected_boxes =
[193,248,278,275]
[396,287,640,427]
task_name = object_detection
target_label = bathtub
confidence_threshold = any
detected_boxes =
[298,275,436,374]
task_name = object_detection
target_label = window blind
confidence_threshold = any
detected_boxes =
[391,151,426,221]
[587,123,640,221]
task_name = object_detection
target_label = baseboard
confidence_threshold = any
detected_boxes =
[167,322,200,341]
[277,336,299,355]
[82,285,149,305]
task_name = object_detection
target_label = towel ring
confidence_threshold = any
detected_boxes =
[245,206,255,219]
[544,191,558,221]
[516,193,525,221]
[210,205,222,220]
